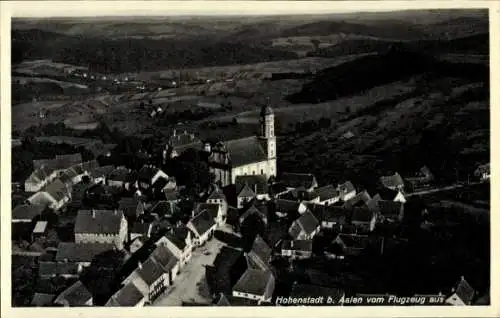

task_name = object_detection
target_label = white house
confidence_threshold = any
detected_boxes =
[27,179,71,212]
[155,226,193,268]
[187,208,218,246]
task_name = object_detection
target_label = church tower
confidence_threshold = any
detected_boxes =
[260,102,277,178]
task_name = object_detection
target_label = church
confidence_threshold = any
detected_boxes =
[208,105,277,187]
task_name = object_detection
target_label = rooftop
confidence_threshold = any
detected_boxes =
[55,242,115,263]
[74,209,124,235]
[233,268,274,296]
[53,280,92,307]
[12,204,45,221]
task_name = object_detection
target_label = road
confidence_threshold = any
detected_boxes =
[151,238,225,306]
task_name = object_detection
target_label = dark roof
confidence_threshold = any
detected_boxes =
[247,235,272,271]
[378,200,404,220]
[131,221,153,237]
[31,293,56,306]
[90,165,115,177]
[106,282,145,306]
[275,199,301,214]
[315,185,339,201]
[12,204,45,220]
[189,209,216,236]
[136,257,164,286]
[337,181,356,194]
[290,283,344,302]
[39,261,79,277]
[233,269,274,296]
[376,187,400,201]
[280,172,316,189]
[380,172,405,189]
[235,175,269,195]
[282,240,313,252]
[336,234,379,250]
[44,179,69,202]
[59,168,78,185]
[345,190,371,208]
[108,167,130,181]
[74,210,124,235]
[239,205,267,224]
[150,200,176,217]
[207,187,227,201]
[351,207,375,223]
[119,197,143,218]
[195,203,220,219]
[165,190,181,201]
[454,277,475,304]
[150,244,180,273]
[53,280,92,306]
[215,293,232,306]
[270,182,289,195]
[323,206,349,224]
[56,242,115,263]
[294,211,320,236]
[225,136,268,167]
[138,165,164,181]
[236,184,256,198]
[26,166,50,184]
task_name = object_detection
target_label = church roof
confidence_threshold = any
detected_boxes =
[260,105,274,117]
[226,136,268,167]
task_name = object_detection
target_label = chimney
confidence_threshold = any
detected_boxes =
[138,261,142,270]
[173,129,177,136]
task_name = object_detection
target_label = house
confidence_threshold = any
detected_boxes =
[24,166,55,192]
[118,197,145,222]
[155,225,193,268]
[130,221,154,241]
[55,242,115,271]
[333,234,384,257]
[38,261,79,279]
[123,257,168,303]
[108,166,133,190]
[206,186,228,221]
[288,211,320,240]
[337,181,356,201]
[378,200,405,222]
[195,202,225,226]
[269,182,291,198]
[380,172,405,191]
[32,221,49,242]
[151,177,177,199]
[245,235,272,271]
[235,175,270,201]
[12,204,45,223]
[232,269,275,304]
[90,165,115,184]
[206,246,246,297]
[288,283,345,305]
[239,204,268,226]
[474,163,490,182]
[149,200,178,219]
[280,172,318,192]
[149,244,181,285]
[187,208,218,246]
[281,188,320,203]
[31,293,56,307]
[275,199,308,218]
[236,183,257,208]
[164,129,203,160]
[350,207,377,233]
[322,205,349,231]
[315,185,341,205]
[129,237,145,254]
[375,187,406,203]
[208,105,277,186]
[344,190,372,210]
[74,209,128,250]
[446,276,475,305]
[53,280,93,307]
[105,282,147,307]
[137,165,169,191]
[27,179,71,212]
[281,240,313,260]
[405,166,434,191]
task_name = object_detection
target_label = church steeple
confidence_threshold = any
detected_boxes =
[259,99,276,160]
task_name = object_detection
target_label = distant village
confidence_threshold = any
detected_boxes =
[12,105,490,307]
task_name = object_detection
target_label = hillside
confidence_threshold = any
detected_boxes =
[287,46,488,104]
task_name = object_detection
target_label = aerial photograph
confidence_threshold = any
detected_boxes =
[10,7,490,307]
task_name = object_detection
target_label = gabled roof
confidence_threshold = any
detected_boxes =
[150,244,180,273]
[44,179,69,202]
[270,182,289,196]
[323,205,349,223]
[376,187,401,201]
[207,187,227,201]
[12,204,45,221]
[118,197,143,218]
[225,136,268,167]
[138,165,164,181]
[247,235,272,271]
[235,175,269,195]
[189,209,217,236]
[378,200,404,220]
[215,293,231,306]
[195,203,220,219]
[106,282,145,307]
[345,190,371,208]
[315,185,339,201]
[53,280,92,307]
[74,209,124,235]
[351,207,375,223]
[90,165,115,177]
[108,166,130,182]
[236,183,256,198]
[136,257,165,286]
[453,277,475,305]
[233,268,274,296]
[282,240,313,252]
[26,166,50,184]
[280,172,317,189]
[131,221,153,237]
[380,172,405,189]
[150,200,176,217]
[290,211,320,237]
[275,199,301,214]
[239,205,267,225]
[56,242,115,263]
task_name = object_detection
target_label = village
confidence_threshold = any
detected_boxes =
[11,103,490,307]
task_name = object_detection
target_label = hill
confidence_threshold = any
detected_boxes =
[287,45,488,104]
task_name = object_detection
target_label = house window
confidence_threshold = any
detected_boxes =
[261,169,264,174]
[252,171,255,175]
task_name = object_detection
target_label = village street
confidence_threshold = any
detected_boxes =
[151,237,226,306]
